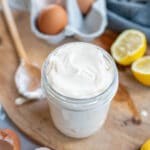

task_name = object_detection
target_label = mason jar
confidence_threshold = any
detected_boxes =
[41,42,118,138]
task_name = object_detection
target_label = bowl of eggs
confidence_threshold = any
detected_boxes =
[30,0,107,44]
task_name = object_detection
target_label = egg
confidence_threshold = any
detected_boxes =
[37,4,68,35]
[77,0,94,15]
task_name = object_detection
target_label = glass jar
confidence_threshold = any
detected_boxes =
[41,42,118,138]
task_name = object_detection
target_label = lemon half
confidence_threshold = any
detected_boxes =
[111,29,147,65]
[141,139,150,150]
[131,56,150,86]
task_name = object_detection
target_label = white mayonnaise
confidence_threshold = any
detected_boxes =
[47,42,113,98]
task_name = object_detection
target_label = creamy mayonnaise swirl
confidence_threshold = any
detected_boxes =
[47,42,113,99]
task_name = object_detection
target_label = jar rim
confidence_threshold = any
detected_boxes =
[42,42,118,106]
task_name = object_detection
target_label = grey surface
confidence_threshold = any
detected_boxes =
[0,106,39,150]
[107,0,150,42]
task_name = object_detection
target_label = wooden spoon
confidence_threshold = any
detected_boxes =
[1,0,42,96]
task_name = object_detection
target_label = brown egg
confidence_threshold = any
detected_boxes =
[77,0,94,15]
[37,4,68,35]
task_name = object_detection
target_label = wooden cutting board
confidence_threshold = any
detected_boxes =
[0,12,150,150]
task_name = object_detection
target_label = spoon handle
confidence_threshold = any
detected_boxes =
[1,0,28,61]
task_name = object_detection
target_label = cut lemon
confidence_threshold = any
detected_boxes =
[141,139,150,150]
[131,56,150,86]
[111,29,147,65]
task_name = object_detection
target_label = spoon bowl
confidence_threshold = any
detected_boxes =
[1,0,45,100]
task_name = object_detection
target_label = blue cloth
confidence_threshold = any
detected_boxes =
[107,0,150,42]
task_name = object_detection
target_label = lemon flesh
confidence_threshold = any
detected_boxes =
[111,29,147,66]
[131,56,150,86]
